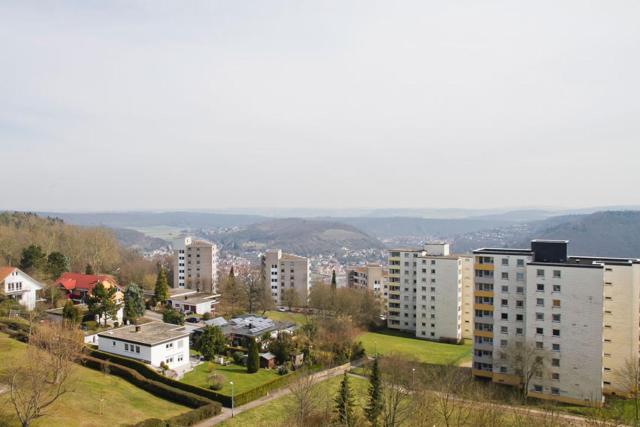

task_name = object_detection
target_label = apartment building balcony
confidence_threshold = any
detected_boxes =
[473,354,494,365]
[475,290,494,298]
[475,316,493,325]
[474,263,495,271]
[474,303,494,311]
[474,340,494,352]
[474,330,493,338]
[472,367,493,378]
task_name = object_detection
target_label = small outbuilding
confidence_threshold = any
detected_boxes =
[259,352,277,369]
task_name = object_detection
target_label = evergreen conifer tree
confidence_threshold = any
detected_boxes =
[365,356,383,426]
[335,372,356,426]
[247,337,260,373]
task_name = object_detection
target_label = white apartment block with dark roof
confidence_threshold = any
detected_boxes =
[387,243,473,342]
[173,237,219,294]
[472,240,640,406]
[261,249,310,306]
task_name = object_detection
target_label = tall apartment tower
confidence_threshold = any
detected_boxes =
[260,249,310,306]
[472,240,640,406]
[387,243,474,342]
[346,264,384,297]
[173,237,219,294]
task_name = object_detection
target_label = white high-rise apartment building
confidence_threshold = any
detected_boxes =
[387,243,474,342]
[472,240,640,406]
[173,237,219,293]
[260,249,310,306]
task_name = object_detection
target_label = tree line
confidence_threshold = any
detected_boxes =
[0,211,170,290]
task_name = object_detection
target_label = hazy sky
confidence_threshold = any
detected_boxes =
[2,1,639,211]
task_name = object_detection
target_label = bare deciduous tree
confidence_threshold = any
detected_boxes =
[5,322,83,427]
[287,369,321,426]
[503,341,550,402]
[614,356,640,425]
[378,355,413,427]
[429,365,473,427]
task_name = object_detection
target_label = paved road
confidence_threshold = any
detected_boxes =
[144,309,163,321]
[194,362,355,427]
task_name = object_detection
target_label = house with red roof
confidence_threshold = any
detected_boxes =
[54,272,122,303]
[54,272,124,324]
[0,267,44,310]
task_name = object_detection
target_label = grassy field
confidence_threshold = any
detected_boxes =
[358,330,472,365]
[126,225,185,240]
[0,333,189,427]
[263,310,309,325]
[219,374,369,427]
[181,362,285,395]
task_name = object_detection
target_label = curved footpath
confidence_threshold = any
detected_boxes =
[194,362,358,427]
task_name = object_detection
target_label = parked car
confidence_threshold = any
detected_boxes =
[186,317,200,323]
[277,306,287,312]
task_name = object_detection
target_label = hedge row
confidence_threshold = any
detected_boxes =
[87,348,298,407]
[81,355,214,408]
[127,403,221,427]
[0,317,30,342]
[233,372,297,406]
[81,356,222,427]
[87,348,234,406]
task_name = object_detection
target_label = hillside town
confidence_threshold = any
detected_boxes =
[2,216,640,427]
[3,1,639,426]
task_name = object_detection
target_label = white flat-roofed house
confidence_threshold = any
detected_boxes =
[98,322,190,370]
[0,267,43,310]
[166,288,220,315]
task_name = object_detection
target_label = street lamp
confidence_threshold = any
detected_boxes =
[230,381,235,418]
[411,368,416,390]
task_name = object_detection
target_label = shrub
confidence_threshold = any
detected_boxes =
[202,312,212,321]
[208,373,225,391]
[129,419,165,427]
[163,308,184,325]
[84,320,98,331]
[277,365,289,375]
[350,341,366,361]
[232,351,245,365]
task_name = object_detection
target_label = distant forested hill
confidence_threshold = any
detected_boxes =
[452,211,640,258]
[212,218,384,256]
[519,211,640,258]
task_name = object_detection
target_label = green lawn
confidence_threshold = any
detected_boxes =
[0,333,189,427]
[263,310,309,325]
[181,362,286,395]
[219,374,369,427]
[357,330,472,365]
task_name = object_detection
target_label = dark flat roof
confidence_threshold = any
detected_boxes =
[568,256,640,266]
[473,248,533,256]
[528,262,604,269]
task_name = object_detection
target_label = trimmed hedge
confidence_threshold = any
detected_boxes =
[87,348,299,407]
[82,355,214,408]
[87,349,234,406]
[81,356,222,427]
[233,373,297,406]
[0,317,30,342]
[127,403,221,427]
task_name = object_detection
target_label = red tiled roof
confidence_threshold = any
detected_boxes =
[54,272,118,291]
[0,266,16,283]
